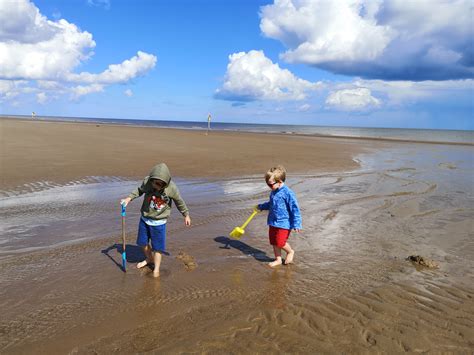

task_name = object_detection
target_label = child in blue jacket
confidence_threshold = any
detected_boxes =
[257,165,302,267]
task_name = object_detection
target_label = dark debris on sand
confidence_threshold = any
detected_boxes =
[406,255,439,269]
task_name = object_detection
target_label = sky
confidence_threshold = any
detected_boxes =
[0,0,473,130]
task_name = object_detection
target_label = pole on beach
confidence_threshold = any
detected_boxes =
[121,204,127,272]
[206,113,211,135]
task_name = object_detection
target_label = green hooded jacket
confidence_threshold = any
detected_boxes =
[128,163,189,220]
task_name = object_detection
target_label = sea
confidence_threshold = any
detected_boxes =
[2,114,473,145]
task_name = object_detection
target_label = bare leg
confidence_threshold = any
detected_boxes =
[269,245,283,267]
[137,245,154,269]
[282,242,295,264]
[153,251,162,277]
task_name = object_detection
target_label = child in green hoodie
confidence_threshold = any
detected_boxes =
[121,163,191,277]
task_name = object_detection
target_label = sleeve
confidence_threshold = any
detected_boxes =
[258,201,270,210]
[128,179,147,201]
[169,183,189,217]
[287,191,302,230]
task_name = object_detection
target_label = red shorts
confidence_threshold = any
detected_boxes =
[269,226,291,248]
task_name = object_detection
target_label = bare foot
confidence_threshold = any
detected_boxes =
[137,260,148,269]
[153,270,160,278]
[285,250,295,265]
[268,259,283,267]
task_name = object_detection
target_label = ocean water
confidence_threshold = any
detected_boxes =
[3,114,473,144]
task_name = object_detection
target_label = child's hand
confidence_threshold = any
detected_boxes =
[184,215,192,226]
[253,205,260,212]
[120,197,131,207]
[294,228,300,233]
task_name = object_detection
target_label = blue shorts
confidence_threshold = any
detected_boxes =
[137,218,166,252]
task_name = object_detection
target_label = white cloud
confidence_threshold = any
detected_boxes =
[36,92,47,104]
[355,79,474,106]
[260,0,473,80]
[261,0,391,63]
[298,103,311,112]
[124,89,133,97]
[323,78,474,111]
[66,51,157,84]
[87,0,111,10]
[0,80,30,102]
[326,87,380,111]
[0,0,95,80]
[71,84,104,99]
[37,80,63,90]
[0,0,156,102]
[215,50,321,101]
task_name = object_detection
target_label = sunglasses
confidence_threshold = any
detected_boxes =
[267,181,278,187]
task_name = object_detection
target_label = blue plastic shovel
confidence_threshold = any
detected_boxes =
[121,204,127,272]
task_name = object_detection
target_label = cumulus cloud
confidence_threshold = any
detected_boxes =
[66,51,156,84]
[0,0,95,80]
[215,50,321,102]
[260,0,473,80]
[0,0,156,102]
[323,78,474,112]
[354,78,474,106]
[124,89,133,97]
[326,87,381,110]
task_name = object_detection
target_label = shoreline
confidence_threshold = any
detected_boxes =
[2,115,472,147]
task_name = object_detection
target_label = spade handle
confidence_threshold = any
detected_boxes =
[240,210,258,229]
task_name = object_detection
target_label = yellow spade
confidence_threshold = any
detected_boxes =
[229,208,260,239]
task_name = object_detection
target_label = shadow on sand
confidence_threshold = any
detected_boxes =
[101,244,169,272]
[214,236,273,262]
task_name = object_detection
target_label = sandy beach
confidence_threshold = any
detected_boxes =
[0,118,362,190]
[0,118,473,353]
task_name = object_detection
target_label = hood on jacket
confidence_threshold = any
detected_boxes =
[148,163,171,187]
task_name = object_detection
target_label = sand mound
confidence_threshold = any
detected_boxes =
[406,255,439,268]
[176,251,198,270]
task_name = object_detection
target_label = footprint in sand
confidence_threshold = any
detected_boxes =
[323,210,338,222]
[176,251,198,270]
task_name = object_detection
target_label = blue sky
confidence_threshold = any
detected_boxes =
[0,0,473,130]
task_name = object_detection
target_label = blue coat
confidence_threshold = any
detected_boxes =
[258,184,302,230]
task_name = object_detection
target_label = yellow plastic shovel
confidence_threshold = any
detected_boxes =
[229,208,260,239]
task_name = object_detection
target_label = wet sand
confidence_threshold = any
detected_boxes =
[0,118,473,353]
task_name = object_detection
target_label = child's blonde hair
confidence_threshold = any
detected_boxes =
[265,165,286,183]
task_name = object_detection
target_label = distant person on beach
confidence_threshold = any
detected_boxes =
[206,113,211,135]
[256,165,302,267]
[120,163,191,277]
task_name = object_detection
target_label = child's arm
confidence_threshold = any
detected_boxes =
[121,180,146,206]
[287,192,302,230]
[169,182,191,226]
[170,190,189,216]
[257,201,270,211]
